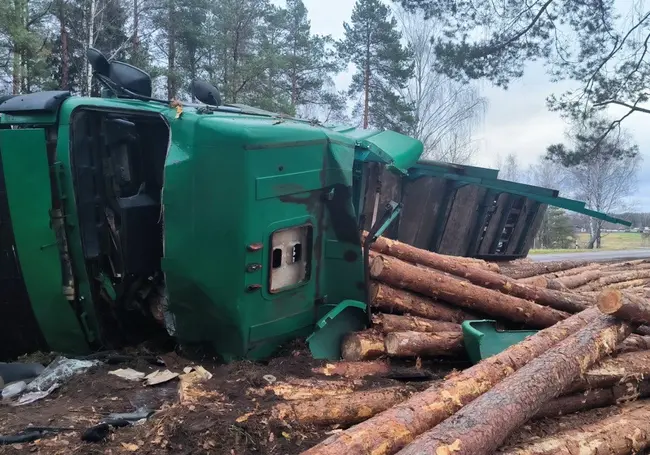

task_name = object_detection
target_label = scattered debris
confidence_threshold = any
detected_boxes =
[109,368,146,381]
[144,369,178,386]
[1,381,26,400]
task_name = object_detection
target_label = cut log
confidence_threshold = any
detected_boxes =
[534,380,650,419]
[498,401,650,455]
[363,232,500,272]
[565,349,650,393]
[272,386,413,427]
[519,263,600,283]
[341,330,386,361]
[553,270,602,289]
[616,334,650,353]
[598,289,650,324]
[579,269,650,292]
[251,378,359,401]
[370,255,569,328]
[396,314,632,455]
[500,260,590,279]
[372,313,461,334]
[312,360,391,379]
[301,308,601,455]
[384,331,464,358]
[368,240,592,314]
[371,282,478,323]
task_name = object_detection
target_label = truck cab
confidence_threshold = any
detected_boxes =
[0,50,423,361]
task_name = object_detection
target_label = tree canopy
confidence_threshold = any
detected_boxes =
[399,0,650,142]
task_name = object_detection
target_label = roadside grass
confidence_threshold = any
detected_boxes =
[529,232,650,255]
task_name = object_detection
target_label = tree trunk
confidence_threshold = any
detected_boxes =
[551,270,602,289]
[370,255,568,328]
[85,0,96,96]
[12,44,21,95]
[302,308,601,455]
[272,387,413,427]
[501,260,590,279]
[59,0,69,90]
[384,331,464,358]
[371,282,478,323]
[565,349,650,393]
[254,378,358,401]
[598,278,649,290]
[598,289,650,324]
[341,330,386,361]
[579,269,650,291]
[499,401,650,455]
[365,233,500,272]
[372,313,461,334]
[363,35,370,129]
[519,263,600,282]
[533,380,650,419]
[397,315,632,455]
[615,334,650,354]
[312,360,391,379]
[167,0,176,99]
[367,238,591,314]
[133,0,139,56]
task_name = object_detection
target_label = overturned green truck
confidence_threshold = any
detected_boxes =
[0,49,631,362]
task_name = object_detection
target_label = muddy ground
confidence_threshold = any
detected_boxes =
[0,341,645,455]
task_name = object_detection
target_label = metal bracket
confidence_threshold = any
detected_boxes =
[362,200,402,324]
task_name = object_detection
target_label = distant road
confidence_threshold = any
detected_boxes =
[528,249,650,262]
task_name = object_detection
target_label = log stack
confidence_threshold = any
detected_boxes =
[295,234,650,455]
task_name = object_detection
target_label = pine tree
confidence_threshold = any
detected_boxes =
[0,0,54,94]
[338,0,414,132]
[281,0,341,113]
[535,207,576,250]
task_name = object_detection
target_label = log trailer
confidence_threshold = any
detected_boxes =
[0,48,422,361]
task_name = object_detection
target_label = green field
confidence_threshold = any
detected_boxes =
[529,232,650,255]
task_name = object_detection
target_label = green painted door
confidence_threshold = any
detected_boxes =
[0,128,88,353]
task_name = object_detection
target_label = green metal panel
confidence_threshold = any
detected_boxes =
[162,113,367,360]
[407,163,631,227]
[0,128,88,353]
[350,129,423,174]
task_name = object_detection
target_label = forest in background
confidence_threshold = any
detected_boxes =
[0,0,486,163]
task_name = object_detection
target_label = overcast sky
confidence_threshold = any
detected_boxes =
[296,0,650,210]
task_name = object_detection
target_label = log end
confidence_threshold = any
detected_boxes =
[370,255,386,278]
[597,289,624,315]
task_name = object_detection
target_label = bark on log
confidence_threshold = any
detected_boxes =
[565,349,650,393]
[500,260,590,279]
[384,331,464,358]
[553,270,602,289]
[370,255,569,328]
[616,334,650,353]
[533,380,650,419]
[579,269,650,292]
[397,314,632,455]
[312,360,391,379]
[519,263,600,283]
[372,313,462,334]
[363,232,500,273]
[301,308,601,455]
[371,282,478,323]
[498,401,650,455]
[341,330,386,361]
[598,289,650,324]
[252,378,359,401]
[272,387,413,427]
[369,240,592,314]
